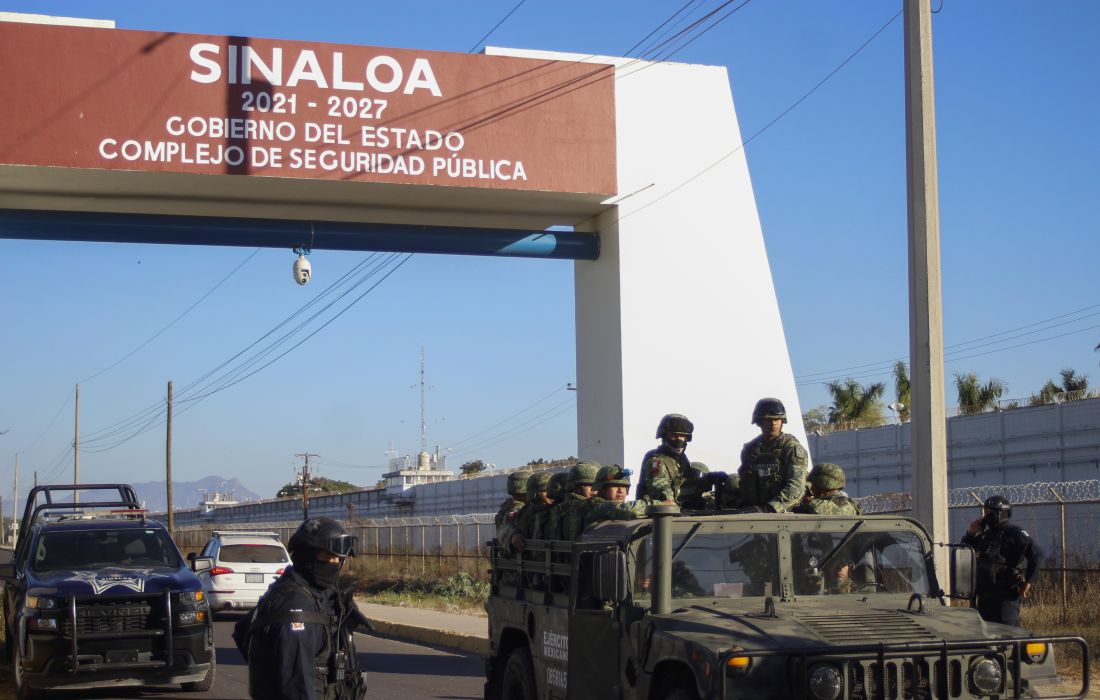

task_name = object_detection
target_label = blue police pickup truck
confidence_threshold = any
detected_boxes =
[0,484,216,699]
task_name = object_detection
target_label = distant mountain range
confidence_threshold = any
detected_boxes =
[131,476,262,512]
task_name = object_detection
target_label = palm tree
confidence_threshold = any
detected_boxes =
[955,371,1007,415]
[825,378,886,429]
[1028,379,1061,407]
[892,361,911,422]
[1058,368,1088,400]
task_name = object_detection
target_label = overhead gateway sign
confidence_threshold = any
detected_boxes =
[0,23,616,195]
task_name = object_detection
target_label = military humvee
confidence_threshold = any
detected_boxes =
[485,506,1089,699]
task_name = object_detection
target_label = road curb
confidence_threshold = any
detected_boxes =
[365,617,489,657]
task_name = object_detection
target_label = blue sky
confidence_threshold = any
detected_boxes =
[2,1,1097,500]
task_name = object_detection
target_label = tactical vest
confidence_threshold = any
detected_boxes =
[636,449,688,502]
[739,435,789,505]
[973,528,1024,591]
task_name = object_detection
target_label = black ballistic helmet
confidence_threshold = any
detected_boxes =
[983,494,1012,519]
[752,397,787,424]
[655,413,694,440]
[289,517,358,557]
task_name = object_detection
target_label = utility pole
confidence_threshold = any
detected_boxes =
[419,346,427,455]
[904,0,949,578]
[166,381,174,536]
[295,453,319,520]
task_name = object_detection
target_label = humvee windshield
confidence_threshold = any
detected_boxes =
[629,520,932,601]
[633,530,782,600]
[33,528,182,571]
[790,529,930,596]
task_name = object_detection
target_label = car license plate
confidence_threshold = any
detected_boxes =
[245,573,264,583]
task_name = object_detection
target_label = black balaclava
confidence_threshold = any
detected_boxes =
[292,549,342,588]
[662,434,688,455]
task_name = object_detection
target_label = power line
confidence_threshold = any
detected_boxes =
[468,0,527,53]
[447,383,574,450]
[451,398,577,460]
[451,394,576,460]
[78,247,261,384]
[795,303,1100,381]
[624,0,702,56]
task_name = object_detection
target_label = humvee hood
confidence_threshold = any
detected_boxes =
[654,600,986,652]
[29,566,197,596]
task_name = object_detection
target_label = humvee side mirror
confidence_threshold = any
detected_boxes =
[186,552,196,561]
[593,549,628,605]
[191,556,214,574]
[948,546,976,600]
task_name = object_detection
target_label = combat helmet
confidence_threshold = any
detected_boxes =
[507,469,533,496]
[547,471,568,503]
[567,461,601,490]
[655,413,694,440]
[594,465,633,489]
[526,470,553,496]
[808,463,845,491]
[983,494,1012,521]
[751,397,787,424]
[288,517,358,558]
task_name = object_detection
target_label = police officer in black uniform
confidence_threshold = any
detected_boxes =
[236,517,368,700]
[961,495,1042,626]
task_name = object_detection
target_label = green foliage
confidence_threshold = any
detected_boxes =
[460,459,487,475]
[434,572,490,600]
[802,406,829,432]
[955,371,1007,415]
[825,378,886,429]
[1030,368,1090,406]
[893,361,911,422]
[276,476,358,498]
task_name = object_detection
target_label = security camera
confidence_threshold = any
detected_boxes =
[293,254,312,285]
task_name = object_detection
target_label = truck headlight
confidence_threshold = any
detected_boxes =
[970,658,1002,694]
[177,610,208,626]
[176,590,205,607]
[25,595,59,609]
[808,664,842,700]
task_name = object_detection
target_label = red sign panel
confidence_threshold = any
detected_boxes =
[0,23,616,195]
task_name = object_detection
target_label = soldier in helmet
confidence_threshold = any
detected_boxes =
[735,398,809,513]
[961,495,1042,626]
[534,471,569,540]
[637,413,695,504]
[235,517,368,700]
[550,461,600,540]
[495,469,532,530]
[565,465,648,540]
[795,463,861,515]
[507,470,553,554]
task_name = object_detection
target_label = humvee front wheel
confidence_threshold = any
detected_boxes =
[501,647,536,700]
[663,686,701,700]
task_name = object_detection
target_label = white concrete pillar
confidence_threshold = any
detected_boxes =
[575,57,807,471]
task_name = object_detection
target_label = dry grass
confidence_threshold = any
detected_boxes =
[1021,568,1100,689]
[340,548,490,614]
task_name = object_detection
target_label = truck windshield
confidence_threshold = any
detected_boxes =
[33,528,182,571]
[790,530,930,596]
[634,532,781,599]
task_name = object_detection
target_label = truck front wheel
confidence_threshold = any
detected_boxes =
[11,634,44,700]
[501,647,537,700]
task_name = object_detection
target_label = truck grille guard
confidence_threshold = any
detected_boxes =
[64,590,175,673]
[719,635,1089,700]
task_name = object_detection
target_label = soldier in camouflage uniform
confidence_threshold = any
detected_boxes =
[533,471,568,540]
[507,470,553,554]
[564,465,649,540]
[795,463,860,515]
[550,461,600,540]
[495,469,532,528]
[735,398,809,513]
[636,414,694,504]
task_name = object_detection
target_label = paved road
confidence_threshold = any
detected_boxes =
[0,615,485,700]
